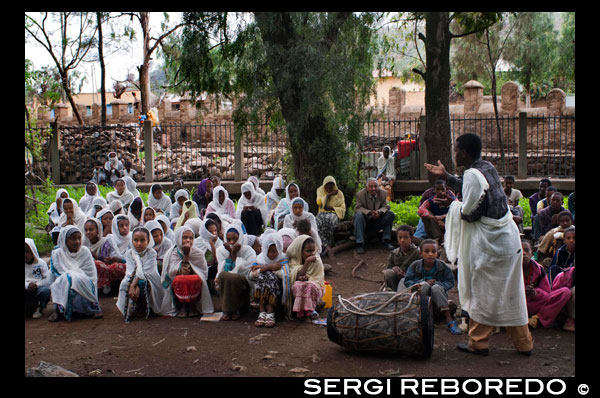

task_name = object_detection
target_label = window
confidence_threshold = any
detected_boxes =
[128,103,133,114]
[172,103,180,111]
[107,104,112,115]
[86,106,92,116]
[50,109,55,118]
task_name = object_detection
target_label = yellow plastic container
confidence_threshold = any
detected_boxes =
[322,281,333,309]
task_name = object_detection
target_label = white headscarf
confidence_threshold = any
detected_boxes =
[141,206,157,227]
[159,226,214,315]
[208,185,230,214]
[106,178,134,207]
[108,199,124,216]
[170,189,192,221]
[49,225,98,310]
[278,227,298,252]
[116,226,164,317]
[266,177,285,206]
[108,214,132,256]
[25,238,43,266]
[79,182,101,215]
[48,188,69,223]
[82,217,106,257]
[216,223,257,280]
[283,197,322,253]
[255,232,286,266]
[236,182,268,226]
[195,218,224,253]
[248,176,266,195]
[58,198,87,232]
[86,196,108,218]
[273,183,308,230]
[148,184,172,217]
[145,220,174,260]
[123,176,140,198]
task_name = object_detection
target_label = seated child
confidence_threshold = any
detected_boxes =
[250,233,289,328]
[383,225,421,292]
[417,180,456,242]
[521,240,571,329]
[25,238,52,319]
[295,218,322,254]
[404,239,461,335]
[145,220,173,275]
[116,227,165,321]
[287,236,326,320]
[548,226,575,286]
[551,263,575,332]
[48,225,103,322]
[537,210,573,266]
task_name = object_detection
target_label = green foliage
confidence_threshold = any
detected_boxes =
[389,196,422,228]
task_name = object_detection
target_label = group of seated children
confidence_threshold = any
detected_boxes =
[29,172,347,329]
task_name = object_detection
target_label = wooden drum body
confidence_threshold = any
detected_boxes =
[327,291,434,358]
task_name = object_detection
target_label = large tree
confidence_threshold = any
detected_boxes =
[25,12,98,125]
[163,12,379,209]
[410,12,502,178]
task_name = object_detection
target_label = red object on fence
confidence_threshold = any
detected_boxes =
[397,139,418,159]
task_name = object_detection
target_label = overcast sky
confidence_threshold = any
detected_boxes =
[25,12,183,94]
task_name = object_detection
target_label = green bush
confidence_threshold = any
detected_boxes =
[390,196,421,228]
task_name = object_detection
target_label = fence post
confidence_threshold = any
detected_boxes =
[518,111,528,179]
[419,115,428,180]
[50,123,61,184]
[234,131,243,181]
[144,120,154,182]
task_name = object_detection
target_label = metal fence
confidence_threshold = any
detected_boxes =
[26,114,575,185]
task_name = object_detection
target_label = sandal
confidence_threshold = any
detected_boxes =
[255,312,266,327]
[231,310,241,321]
[447,320,462,335]
[221,312,232,321]
[265,313,276,328]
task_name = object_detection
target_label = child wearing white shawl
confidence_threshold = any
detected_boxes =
[194,218,224,290]
[78,182,101,215]
[108,215,132,258]
[86,196,108,218]
[58,198,88,233]
[236,182,268,235]
[283,197,322,252]
[123,175,141,199]
[145,220,174,274]
[96,208,114,237]
[159,226,214,318]
[248,176,266,196]
[48,225,103,321]
[148,184,172,218]
[156,214,176,244]
[25,238,52,318]
[206,185,237,221]
[215,223,257,321]
[127,197,145,230]
[116,226,165,320]
[47,188,70,227]
[250,233,290,327]
[106,178,134,210]
[170,189,199,221]
[265,176,286,227]
[273,183,309,230]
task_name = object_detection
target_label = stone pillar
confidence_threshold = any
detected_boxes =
[37,106,50,120]
[547,88,566,116]
[55,103,69,121]
[388,87,406,118]
[110,99,128,121]
[92,103,101,119]
[501,81,520,114]
[463,80,484,114]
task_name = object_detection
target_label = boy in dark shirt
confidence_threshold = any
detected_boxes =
[383,225,421,291]
[417,180,456,241]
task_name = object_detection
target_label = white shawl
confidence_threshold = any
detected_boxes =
[49,225,99,310]
[106,179,134,208]
[236,182,268,227]
[123,176,141,199]
[48,189,69,225]
[116,227,165,316]
[444,168,528,327]
[159,226,214,315]
[194,218,224,253]
[248,176,266,196]
[145,220,174,261]
[170,189,199,221]
[82,217,107,257]
[107,215,132,257]
[273,183,309,230]
[25,238,50,288]
[148,184,172,217]
[86,196,108,218]
[156,214,176,243]
[78,182,101,215]
[282,198,322,253]
[58,198,88,232]
[216,223,257,281]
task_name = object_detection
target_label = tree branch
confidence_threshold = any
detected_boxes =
[412,68,426,79]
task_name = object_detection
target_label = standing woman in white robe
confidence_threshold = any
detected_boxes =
[159,226,214,318]
[78,182,101,215]
[48,225,103,321]
[236,182,268,236]
[216,223,257,321]
[116,226,164,321]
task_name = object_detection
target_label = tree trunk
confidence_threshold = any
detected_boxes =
[423,12,454,180]
[97,12,107,127]
[61,71,83,125]
[139,12,151,115]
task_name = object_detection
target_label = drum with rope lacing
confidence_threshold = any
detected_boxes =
[327,290,434,358]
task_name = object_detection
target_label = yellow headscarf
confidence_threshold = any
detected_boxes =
[286,234,326,290]
[316,176,346,220]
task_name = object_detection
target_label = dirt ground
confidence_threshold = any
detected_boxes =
[25,243,575,378]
